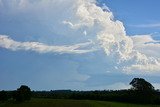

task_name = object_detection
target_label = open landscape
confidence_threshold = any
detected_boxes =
[1,98,160,107]
[0,78,160,107]
[1,0,160,107]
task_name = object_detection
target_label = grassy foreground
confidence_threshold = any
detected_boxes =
[0,98,160,107]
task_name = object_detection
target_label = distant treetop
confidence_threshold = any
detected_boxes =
[130,78,154,91]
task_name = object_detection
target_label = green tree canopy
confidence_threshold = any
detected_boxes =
[15,85,31,102]
[130,78,154,91]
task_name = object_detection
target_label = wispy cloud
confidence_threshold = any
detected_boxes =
[130,23,160,28]
[0,35,95,54]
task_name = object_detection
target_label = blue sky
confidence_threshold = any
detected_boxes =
[0,0,160,90]
[99,0,160,37]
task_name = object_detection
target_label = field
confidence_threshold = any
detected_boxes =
[0,98,160,107]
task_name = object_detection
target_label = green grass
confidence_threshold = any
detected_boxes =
[0,98,160,107]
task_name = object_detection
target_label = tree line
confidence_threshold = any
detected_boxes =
[0,78,160,104]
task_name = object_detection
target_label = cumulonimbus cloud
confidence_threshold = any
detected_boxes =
[62,0,160,73]
[0,0,160,74]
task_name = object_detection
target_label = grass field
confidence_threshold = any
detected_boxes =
[0,98,160,107]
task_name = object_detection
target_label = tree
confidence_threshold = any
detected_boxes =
[15,85,31,102]
[129,78,156,103]
[130,78,154,91]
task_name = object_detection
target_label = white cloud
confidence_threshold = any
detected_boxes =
[0,0,160,74]
[0,35,95,54]
[131,23,160,28]
[124,63,160,74]
[131,35,156,45]
[131,35,160,58]
[64,0,160,74]
[119,35,160,74]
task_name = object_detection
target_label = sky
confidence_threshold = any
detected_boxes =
[0,0,160,91]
